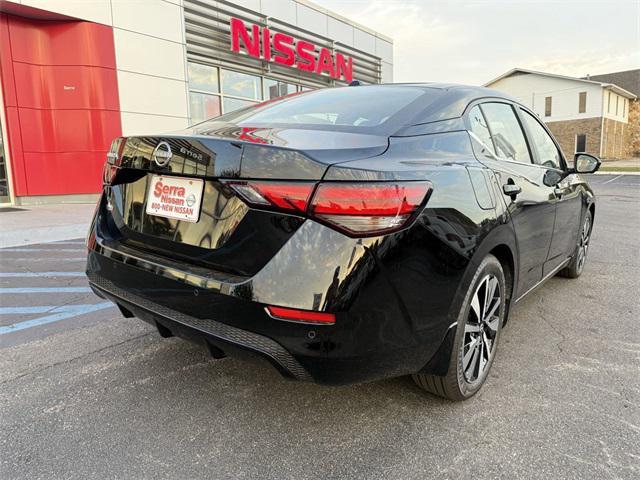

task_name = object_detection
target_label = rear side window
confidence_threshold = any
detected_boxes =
[204,86,441,135]
[520,109,562,170]
[480,103,532,164]
[468,105,495,156]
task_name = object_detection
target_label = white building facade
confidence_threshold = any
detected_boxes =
[486,69,636,159]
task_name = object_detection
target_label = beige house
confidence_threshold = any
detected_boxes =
[485,68,637,159]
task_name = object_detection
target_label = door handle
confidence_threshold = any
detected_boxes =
[503,183,522,197]
[554,187,565,199]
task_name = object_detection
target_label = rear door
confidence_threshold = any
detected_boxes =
[467,102,557,297]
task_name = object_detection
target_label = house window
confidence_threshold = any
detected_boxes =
[576,134,586,153]
[623,99,627,117]
[607,92,611,113]
[544,96,552,117]
[616,96,619,115]
[578,92,587,113]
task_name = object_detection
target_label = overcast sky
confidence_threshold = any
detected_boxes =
[314,0,640,85]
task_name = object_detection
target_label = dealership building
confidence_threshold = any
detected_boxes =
[0,0,393,206]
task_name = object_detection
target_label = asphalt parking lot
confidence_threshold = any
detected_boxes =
[1,174,638,479]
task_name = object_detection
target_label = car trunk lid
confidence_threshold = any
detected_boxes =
[103,129,388,275]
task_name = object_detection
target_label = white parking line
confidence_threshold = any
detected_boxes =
[0,248,85,252]
[0,287,92,294]
[0,272,84,278]
[0,257,87,262]
[601,174,623,185]
[0,302,114,335]
[0,305,74,314]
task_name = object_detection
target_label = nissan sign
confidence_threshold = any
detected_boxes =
[230,17,354,83]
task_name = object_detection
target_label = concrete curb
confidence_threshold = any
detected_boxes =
[595,171,640,175]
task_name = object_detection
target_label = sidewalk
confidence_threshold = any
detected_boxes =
[598,157,640,174]
[0,203,96,248]
[601,157,640,167]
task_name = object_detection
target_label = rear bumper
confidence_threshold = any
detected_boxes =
[86,194,458,385]
[86,244,448,385]
[88,272,312,381]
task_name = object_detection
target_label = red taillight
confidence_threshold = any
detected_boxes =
[102,164,118,186]
[227,180,431,237]
[103,137,126,185]
[227,181,315,214]
[266,305,336,324]
[309,182,431,236]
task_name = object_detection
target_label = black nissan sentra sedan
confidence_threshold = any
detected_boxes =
[86,84,600,400]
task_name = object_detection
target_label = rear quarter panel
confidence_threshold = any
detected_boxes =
[323,132,515,373]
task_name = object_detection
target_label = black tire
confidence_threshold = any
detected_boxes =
[558,209,592,279]
[413,254,507,401]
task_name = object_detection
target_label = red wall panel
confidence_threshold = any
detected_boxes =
[13,63,120,110]
[0,13,121,197]
[0,15,27,195]
[23,152,104,195]
[0,15,17,108]
[19,109,122,153]
[8,16,117,68]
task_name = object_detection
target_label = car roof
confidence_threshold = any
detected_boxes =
[378,82,512,96]
[379,82,516,102]
[365,82,519,126]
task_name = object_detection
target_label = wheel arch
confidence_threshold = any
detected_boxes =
[487,243,515,324]
[464,225,519,317]
[582,191,596,239]
[418,223,518,376]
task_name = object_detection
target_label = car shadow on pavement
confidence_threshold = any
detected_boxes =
[105,331,465,424]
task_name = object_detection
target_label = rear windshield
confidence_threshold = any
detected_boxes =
[195,86,442,135]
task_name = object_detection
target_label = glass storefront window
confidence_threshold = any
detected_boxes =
[263,79,297,100]
[221,69,261,100]
[187,62,320,122]
[222,97,257,113]
[188,63,219,94]
[189,92,221,124]
[0,118,10,203]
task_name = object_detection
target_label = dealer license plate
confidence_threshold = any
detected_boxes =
[145,175,204,223]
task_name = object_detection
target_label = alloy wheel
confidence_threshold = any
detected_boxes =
[576,214,591,273]
[463,274,501,383]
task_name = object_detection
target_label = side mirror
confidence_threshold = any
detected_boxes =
[574,153,601,174]
[543,169,564,186]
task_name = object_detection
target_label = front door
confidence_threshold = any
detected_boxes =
[518,108,583,274]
